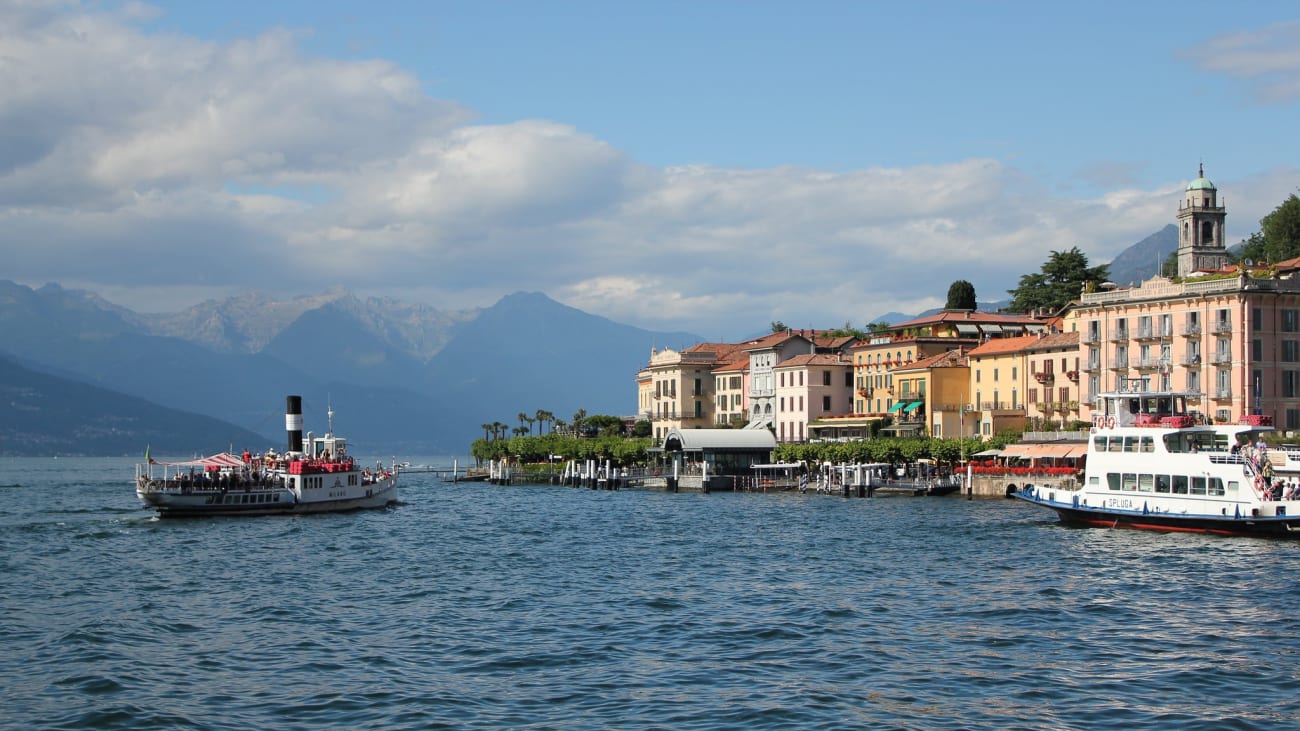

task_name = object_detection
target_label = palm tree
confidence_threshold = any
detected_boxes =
[513,426,529,437]
[553,418,567,436]
[535,409,553,435]
[492,421,507,440]
[572,408,587,436]
[481,423,493,441]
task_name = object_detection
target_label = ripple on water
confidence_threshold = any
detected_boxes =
[5,466,1300,729]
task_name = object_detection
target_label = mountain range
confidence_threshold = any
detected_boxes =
[0,281,700,456]
[0,224,1190,457]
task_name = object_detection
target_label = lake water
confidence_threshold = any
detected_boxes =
[3,456,1299,730]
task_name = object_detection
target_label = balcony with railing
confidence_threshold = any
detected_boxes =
[1134,357,1169,371]
[1182,323,1201,337]
[1182,353,1203,367]
[1135,326,1158,341]
[1082,359,1101,372]
[1065,370,1079,381]
[979,401,1025,414]
[1210,351,1232,365]
[1109,329,1130,343]
[1083,331,1101,344]
[1212,321,1233,334]
[1214,388,1233,400]
[1109,357,1129,370]
[1033,370,1054,384]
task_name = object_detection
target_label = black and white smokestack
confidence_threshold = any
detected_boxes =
[286,395,303,453]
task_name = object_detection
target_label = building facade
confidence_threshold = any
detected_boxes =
[1066,170,1300,429]
[773,353,854,442]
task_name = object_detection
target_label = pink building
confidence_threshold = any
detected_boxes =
[1066,168,1300,429]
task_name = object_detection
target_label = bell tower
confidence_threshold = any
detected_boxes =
[1176,164,1228,277]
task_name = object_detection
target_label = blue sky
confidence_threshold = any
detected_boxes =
[3,1,1299,339]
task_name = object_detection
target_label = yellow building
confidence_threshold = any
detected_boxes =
[891,349,971,438]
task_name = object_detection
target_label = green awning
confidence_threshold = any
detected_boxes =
[904,401,923,413]
[888,402,906,412]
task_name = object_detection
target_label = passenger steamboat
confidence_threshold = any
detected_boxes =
[135,396,398,517]
[1015,377,1300,537]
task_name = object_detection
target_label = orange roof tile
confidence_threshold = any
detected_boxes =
[895,349,968,371]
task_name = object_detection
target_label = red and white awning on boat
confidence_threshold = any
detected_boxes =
[153,452,247,468]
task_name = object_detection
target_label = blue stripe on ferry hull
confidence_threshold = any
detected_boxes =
[1015,491,1300,538]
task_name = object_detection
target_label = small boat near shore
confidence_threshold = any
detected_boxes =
[1015,377,1300,537]
[135,395,398,517]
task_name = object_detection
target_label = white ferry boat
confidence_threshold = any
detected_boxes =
[135,396,398,517]
[1015,377,1300,537]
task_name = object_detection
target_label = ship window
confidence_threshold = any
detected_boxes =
[1122,473,1138,491]
[1140,437,1155,453]
[1172,476,1188,494]
[1155,475,1171,493]
[1208,478,1225,496]
[1226,480,1239,494]
[1191,477,1207,495]
[1108,438,1123,453]
[1138,474,1154,492]
[1123,437,1138,452]
[1107,473,1122,491]
[1089,475,1100,486]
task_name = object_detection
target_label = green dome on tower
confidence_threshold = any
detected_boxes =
[1186,163,1215,191]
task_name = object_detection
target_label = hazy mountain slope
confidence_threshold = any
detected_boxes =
[0,282,704,453]
[0,354,268,456]
[1107,224,1178,286]
[425,291,701,430]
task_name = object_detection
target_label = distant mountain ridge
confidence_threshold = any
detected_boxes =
[0,280,702,455]
[1107,224,1178,287]
[0,353,266,456]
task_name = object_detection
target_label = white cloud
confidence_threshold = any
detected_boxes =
[1182,20,1300,103]
[1,5,1297,341]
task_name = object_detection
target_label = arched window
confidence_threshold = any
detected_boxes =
[1200,220,1215,246]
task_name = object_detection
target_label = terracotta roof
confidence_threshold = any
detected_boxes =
[683,341,749,362]
[890,310,1045,329]
[895,349,968,371]
[774,353,851,368]
[712,356,751,373]
[1023,331,1079,351]
[1274,256,1300,272]
[967,334,1040,357]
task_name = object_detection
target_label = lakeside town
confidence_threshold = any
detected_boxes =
[467,169,1300,497]
[625,169,1300,491]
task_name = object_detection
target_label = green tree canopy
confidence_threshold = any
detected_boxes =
[1238,193,1300,265]
[946,280,976,310]
[1007,247,1109,313]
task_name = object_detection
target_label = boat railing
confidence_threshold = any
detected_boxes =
[139,474,288,493]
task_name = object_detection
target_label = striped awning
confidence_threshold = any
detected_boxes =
[153,452,247,468]
[904,401,924,413]
[1000,444,1086,459]
[888,402,906,412]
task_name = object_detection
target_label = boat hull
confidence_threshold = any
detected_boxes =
[1015,487,1300,538]
[136,477,397,518]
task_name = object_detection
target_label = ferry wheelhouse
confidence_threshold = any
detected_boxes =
[1015,377,1300,537]
[135,396,398,518]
